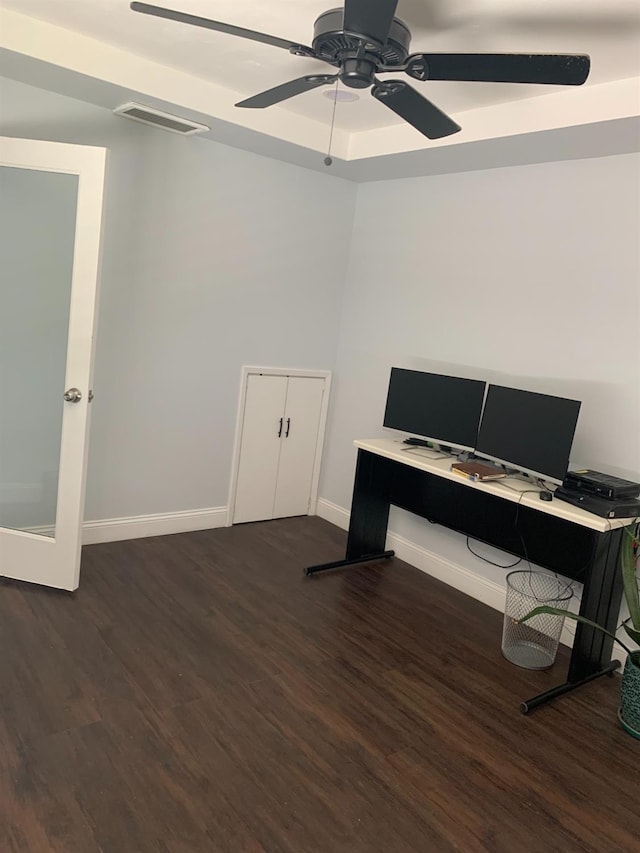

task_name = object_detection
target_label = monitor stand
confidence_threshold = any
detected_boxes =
[402,445,450,460]
[402,437,432,447]
[404,437,453,451]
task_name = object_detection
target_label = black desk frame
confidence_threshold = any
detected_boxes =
[306,447,627,713]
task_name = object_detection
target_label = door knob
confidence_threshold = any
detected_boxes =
[63,387,82,403]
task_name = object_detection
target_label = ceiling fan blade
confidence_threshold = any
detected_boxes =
[371,81,461,139]
[343,0,399,45]
[236,75,338,109]
[405,54,590,86]
[130,2,315,53]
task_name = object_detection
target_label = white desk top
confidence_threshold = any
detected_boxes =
[355,439,635,533]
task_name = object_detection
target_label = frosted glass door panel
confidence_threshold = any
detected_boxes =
[0,166,78,535]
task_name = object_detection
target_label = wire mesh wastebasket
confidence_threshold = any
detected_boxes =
[502,570,573,670]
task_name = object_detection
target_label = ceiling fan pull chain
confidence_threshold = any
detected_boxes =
[324,80,339,167]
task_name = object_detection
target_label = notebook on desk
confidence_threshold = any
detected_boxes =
[450,460,506,482]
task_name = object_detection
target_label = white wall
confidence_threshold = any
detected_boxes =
[0,77,357,521]
[320,152,640,589]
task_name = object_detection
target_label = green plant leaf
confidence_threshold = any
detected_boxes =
[520,605,634,656]
[622,619,640,647]
[621,527,640,631]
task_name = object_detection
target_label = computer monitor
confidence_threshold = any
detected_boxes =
[383,368,486,452]
[475,385,581,484]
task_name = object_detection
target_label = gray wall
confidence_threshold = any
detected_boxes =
[0,77,357,520]
[321,152,640,585]
[2,72,638,582]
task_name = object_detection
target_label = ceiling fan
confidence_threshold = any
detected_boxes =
[130,1,590,141]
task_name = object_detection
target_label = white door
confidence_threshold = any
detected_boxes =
[231,371,329,524]
[0,137,107,591]
[233,374,288,524]
[273,377,324,519]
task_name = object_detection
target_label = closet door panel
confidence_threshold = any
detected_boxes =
[233,375,287,523]
[273,377,324,519]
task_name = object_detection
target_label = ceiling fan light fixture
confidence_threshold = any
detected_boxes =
[323,89,360,102]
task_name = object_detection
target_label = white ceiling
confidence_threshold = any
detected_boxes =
[1,0,639,156]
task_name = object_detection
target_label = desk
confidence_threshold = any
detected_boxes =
[306,439,633,712]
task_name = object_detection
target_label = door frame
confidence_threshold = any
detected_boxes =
[0,137,107,590]
[226,366,332,527]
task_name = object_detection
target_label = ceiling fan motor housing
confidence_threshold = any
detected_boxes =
[312,8,411,88]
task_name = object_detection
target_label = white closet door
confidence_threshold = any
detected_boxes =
[273,377,325,519]
[233,374,287,523]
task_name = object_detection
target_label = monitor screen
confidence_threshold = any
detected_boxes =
[475,385,581,483]
[383,368,486,452]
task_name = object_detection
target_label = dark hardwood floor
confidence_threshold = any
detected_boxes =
[1,516,637,852]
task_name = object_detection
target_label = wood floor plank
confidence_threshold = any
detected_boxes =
[1,516,637,852]
[1,729,104,853]
[0,583,102,754]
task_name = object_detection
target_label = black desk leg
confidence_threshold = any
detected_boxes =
[521,527,626,713]
[568,528,625,681]
[304,550,395,576]
[305,450,395,576]
[520,660,621,714]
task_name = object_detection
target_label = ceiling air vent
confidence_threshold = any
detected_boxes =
[113,102,210,136]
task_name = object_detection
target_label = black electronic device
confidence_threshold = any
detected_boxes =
[131,2,591,142]
[384,368,486,453]
[563,469,640,501]
[539,490,554,502]
[475,385,581,485]
[555,487,640,519]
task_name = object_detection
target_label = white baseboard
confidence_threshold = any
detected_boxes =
[315,497,576,650]
[315,498,350,532]
[82,506,228,545]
